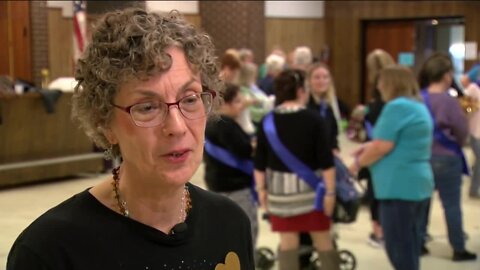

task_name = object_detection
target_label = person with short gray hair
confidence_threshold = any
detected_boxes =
[292,46,313,71]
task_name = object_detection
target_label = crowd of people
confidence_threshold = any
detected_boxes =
[205,38,479,270]
[6,7,479,270]
[204,36,479,270]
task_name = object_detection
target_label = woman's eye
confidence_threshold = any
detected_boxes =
[182,95,200,105]
[134,102,159,114]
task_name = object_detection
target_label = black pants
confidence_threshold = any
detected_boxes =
[359,167,380,222]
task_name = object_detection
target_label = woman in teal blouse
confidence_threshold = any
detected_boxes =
[349,65,434,270]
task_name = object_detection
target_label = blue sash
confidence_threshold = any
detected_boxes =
[421,90,469,175]
[263,113,326,211]
[204,139,258,201]
[319,101,328,118]
[364,120,374,140]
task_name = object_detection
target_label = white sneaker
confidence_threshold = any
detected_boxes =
[367,233,384,249]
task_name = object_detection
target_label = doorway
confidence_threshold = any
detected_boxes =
[361,17,465,103]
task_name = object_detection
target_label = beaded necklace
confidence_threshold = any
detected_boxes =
[111,167,192,222]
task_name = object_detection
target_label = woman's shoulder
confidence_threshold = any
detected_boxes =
[277,108,323,120]
[387,97,423,110]
[429,92,458,104]
[190,184,244,209]
[206,115,237,131]
[188,184,250,222]
[9,190,95,255]
[382,97,429,120]
[269,109,324,130]
[26,189,94,227]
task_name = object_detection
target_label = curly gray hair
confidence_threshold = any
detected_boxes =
[72,8,222,159]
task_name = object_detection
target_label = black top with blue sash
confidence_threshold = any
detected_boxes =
[262,112,326,211]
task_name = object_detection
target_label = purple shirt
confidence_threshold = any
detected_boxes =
[429,93,469,156]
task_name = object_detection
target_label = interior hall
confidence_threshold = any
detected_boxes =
[1,1,479,270]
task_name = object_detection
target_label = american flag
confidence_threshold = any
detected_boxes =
[73,0,87,63]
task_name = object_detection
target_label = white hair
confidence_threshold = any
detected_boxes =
[293,46,312,66]
[265,54,285,74]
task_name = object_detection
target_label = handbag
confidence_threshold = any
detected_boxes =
[332,157,362,223]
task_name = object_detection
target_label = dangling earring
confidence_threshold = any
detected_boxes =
[104,145,113,160]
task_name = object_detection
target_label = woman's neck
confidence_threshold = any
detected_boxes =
[117,165,187,233]
[219,106,236,118]
[428,82,448,93]
[311,92,326,104]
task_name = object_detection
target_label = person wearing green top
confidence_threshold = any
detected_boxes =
[238,62,274,133]
[349,66,433,270]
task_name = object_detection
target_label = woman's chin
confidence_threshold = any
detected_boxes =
[157,163,198,186]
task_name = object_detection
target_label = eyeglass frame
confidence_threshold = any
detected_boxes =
[111,87,217,127]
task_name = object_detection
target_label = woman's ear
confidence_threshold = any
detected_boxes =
[102,126,118,145]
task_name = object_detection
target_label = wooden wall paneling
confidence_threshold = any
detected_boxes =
[0,93,94,163]
[0,2,10,77]
[183,14,201,30]
[328,4,356,106]
[265,18,325,60]
[10,1,32,82]
[86,1,145,15]
[30,1,49,87]
[0,93,104,186]
[363,21,416,102]
[48,8,74,80]
[0,160,103,187]
[246,2,265,64]
[85,13,201,51]
[325,1,480,109]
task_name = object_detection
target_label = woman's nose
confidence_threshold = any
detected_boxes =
[161,106,187,137]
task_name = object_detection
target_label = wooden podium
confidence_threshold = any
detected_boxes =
[0,92,104,187]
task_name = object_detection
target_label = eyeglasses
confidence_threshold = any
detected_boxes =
[112,89,216,128]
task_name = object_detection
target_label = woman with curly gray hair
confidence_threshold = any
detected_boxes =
[7,8,254,270]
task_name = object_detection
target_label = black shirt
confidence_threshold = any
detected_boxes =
[254,109,334,172]
[204,115,253,192]
[306,96,339,151]
[7,184,254,270]
[257,75,275,96]
[365,90,384,126]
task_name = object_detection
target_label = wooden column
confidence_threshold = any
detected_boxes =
[30,1,49,87]
[199,1,265,65]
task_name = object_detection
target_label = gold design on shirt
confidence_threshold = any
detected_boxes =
[215,252,240,270]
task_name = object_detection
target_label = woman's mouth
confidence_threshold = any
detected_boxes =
[163,149,191,163]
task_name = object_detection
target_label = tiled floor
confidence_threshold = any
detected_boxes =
[1,135,479,269]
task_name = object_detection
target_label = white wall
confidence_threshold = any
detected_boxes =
[145,1,199,14]
[46,1,73,17]
[265,1,324,19]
